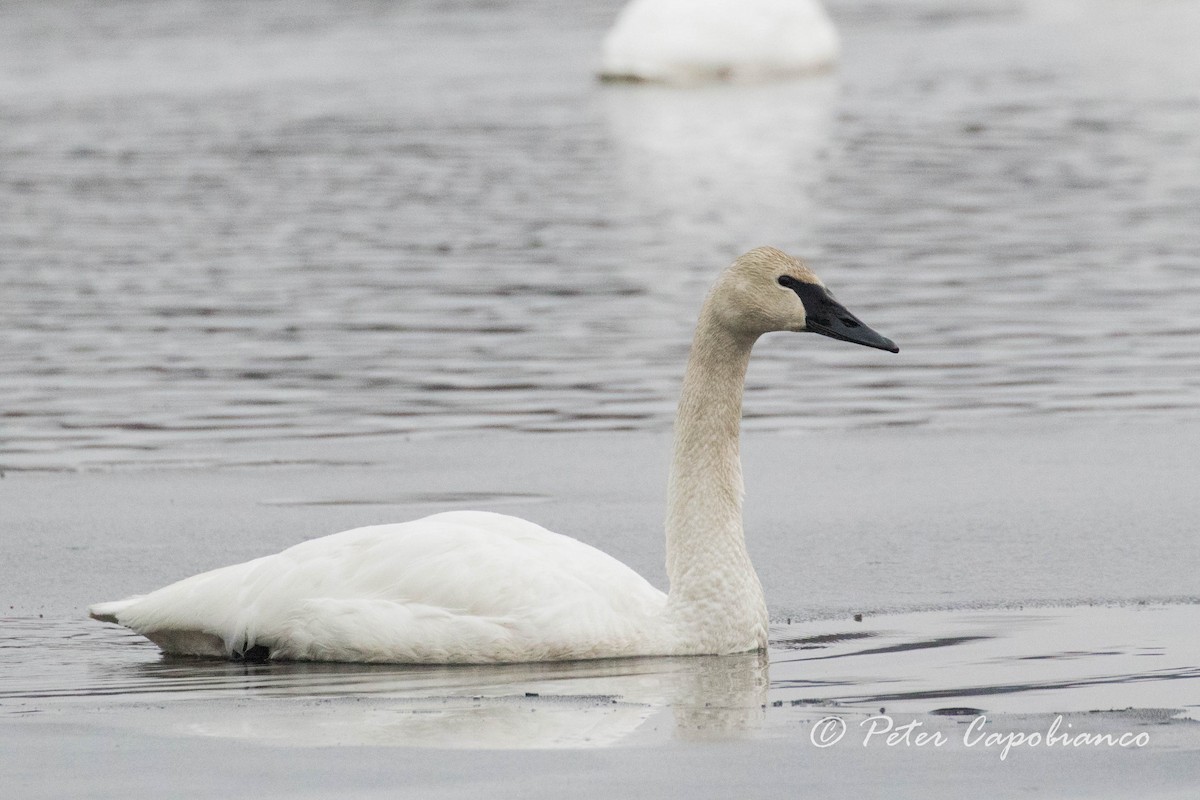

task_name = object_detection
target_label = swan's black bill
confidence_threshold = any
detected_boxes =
[779,277,899,353]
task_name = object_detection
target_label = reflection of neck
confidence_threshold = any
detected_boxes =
[665,303,768,653]
[670,650,770,740]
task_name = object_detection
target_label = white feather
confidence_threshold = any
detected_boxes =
[102,512,667,663]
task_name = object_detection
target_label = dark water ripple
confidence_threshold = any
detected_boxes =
[2,0,1199,470]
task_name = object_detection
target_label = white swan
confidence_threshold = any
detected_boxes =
[600,0,840,83]
[89,247,897,663]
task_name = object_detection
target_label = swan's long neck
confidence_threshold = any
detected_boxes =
[664,302,768,653]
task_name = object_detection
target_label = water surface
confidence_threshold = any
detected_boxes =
[3,0,1199,471]
[3,606,1197,749]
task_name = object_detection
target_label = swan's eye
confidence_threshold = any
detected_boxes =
[778,275,797,289]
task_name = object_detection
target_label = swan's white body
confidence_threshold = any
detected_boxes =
[91,511,670,662]
[90,248,896,663]
[600,0,839,83]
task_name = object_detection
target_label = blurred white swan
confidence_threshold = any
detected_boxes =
[600,0,840,83]
[90,247,897,664]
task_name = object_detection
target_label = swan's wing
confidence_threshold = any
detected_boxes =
[94,511,667,662]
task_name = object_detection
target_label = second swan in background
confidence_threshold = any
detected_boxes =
[600,0,840,83]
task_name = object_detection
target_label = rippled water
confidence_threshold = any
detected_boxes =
[3,607,1197,748]
[3,0,1199,470]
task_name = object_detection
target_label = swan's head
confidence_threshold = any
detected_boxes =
[711,247,899,353]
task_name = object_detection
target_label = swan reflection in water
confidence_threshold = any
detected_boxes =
[601,75,837,262]
[119,651,770,748]
[42,605,1200,747]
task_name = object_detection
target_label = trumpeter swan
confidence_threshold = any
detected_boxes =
[89,247,897,663]
[600,0,840,83]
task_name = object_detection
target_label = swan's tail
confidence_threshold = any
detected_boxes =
[88,597,141,624]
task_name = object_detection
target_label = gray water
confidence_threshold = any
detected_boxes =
[5,606,1199,743]
[3,0,1200,471]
